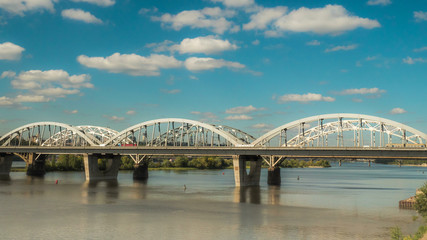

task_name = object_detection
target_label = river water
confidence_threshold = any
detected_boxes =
[1,161,426,240]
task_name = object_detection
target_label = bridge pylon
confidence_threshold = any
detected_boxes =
[83,154,121,181]
[0,154,13,177]
[233,155,261,186]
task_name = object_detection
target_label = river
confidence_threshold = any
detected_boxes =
[0,161,426,239]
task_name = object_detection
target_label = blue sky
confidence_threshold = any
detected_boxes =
[0,0,426,136]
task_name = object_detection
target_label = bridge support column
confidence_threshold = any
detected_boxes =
[26,153,46,177]
[83,154,121,181]
[233,155,261,187]
[0,154,13,176]
[267,166,281,186]
[133,164,148,180]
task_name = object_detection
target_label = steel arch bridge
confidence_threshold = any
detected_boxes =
[1,114,426,149]
[252,113,427,148]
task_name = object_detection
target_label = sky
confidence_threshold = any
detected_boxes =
[0,0,426,137]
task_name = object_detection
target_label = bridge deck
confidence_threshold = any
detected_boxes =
[1,147,427,159]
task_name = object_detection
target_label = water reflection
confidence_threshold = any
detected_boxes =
[26,175,45,184]
[268,185,281,205]
[81,180,119,204]
[0,175,11,181]
[234,186,261,204]
[132,179,148,200]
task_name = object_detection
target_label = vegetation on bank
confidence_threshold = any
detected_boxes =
[40,155,331,171]
[375,159,427,166]
[391,182,427,240]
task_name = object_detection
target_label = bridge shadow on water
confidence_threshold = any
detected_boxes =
[81,179,119,204]
[234,185,282,205]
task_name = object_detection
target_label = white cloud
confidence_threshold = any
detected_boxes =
[189,75,199,80]
[389,108,407,115]
[225,114,253,120]
[367,0,391,6]
[62,9,102,24]
[252,39,260,45]
[104,115,125,122]
[70,0,115,7]
[306,40,320,46]
[225,105,264,114]
[337,87,386,95]
[211,0,254,8]
[161,89,181,94]
[0,96,14,106]
[414,47,427,52]
[145,40,174,52]
[152,7,236,34]
[9,69,93,90]
[275,93,335,103]
[0,42,25,60]
[273,5,380,35]
[190,111,219,122]
[243,6,288,30]
[77,53,182,76]
[1,71,16,78]
[14,94,50,102]
[184,57,245,71]
[403,56,427,64]
[171,36,238,54]
[126,110,135,115]
[0,0,56,16]
[414,11,427,22]
[65,110,78,114]
[33,88,80,97]
[325,44,358,52]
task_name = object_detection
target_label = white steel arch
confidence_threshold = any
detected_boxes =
[43,125,119,146]
[214,125,256,144]
[0,122,98,147]
[252,113,427,147]
[104,118,245,147]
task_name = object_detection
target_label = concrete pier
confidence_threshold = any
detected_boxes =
[133,164,149,180]
[267,166,281,185]
[26,153,46,177]
[0,154,13,176]
[232,155,261,186]
[83,154,121,181]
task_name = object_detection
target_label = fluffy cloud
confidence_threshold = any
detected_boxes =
[171,36,238,54]
[77,53,182,76]
[9,70,93,90]
[0,42,25,60]
[61,9,102,24]
[152,7,236,34]
[126,110,135,115]
[273,5,380,35]
[336,87,386,95]
[0,69,93,107]
[70,0,115,7]
[243,6,288,30]
[211,0,254,8]
[389,108,407,115]
[275,93,335,103]
[225,105,264,114]
[325,44,358,52]
[225,114,253,120]
[0,0,56,15]
[414,11,427,22]
[414,47,427,52]
[251,123,273,129]
[367,0,391,6]
[403,56,427,64]
[104,115,125,122]
[184,57,245,71]
[65,110,79,114]
[306,40,320,46]
[191,111,219,122]
[161,89,181,94]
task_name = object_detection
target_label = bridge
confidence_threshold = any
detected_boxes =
[1,113,426,186]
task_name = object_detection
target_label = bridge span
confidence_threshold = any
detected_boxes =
[1,113,426,186]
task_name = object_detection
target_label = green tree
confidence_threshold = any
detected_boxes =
[415,182,427,218]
